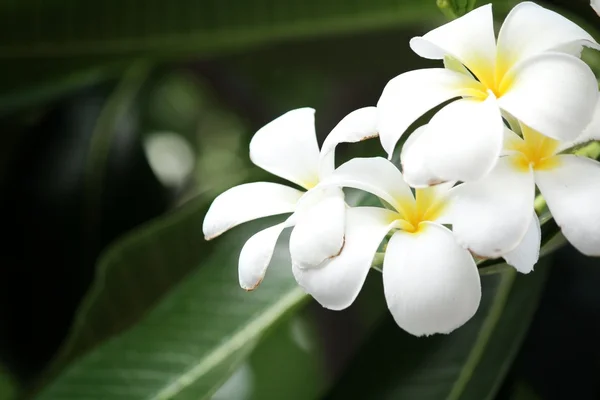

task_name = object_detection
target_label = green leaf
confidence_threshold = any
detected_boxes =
[325,261,550,400]
[0,1,443,59]
[34,214,308,399]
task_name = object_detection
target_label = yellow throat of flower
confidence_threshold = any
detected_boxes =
[507,125,561,172]
[392,187,448,234]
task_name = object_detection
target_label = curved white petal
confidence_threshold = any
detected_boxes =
[497,1,599,74]
[292,207,396,310]
[409,4,496,83]
[203,182,304,240]
[593,0,600,16]
[401,125,441,188]
[319,106,379,178]
[499,53,598,142]
[322,157,413,213]
[449,157,536,258]
[503,213,541,274]
[377,68,483,158]
[250,108,320,189]
[535,155,600,256]
[238,222,286,290]
[423,95,504,183]
[576,92,600,143]
[383,223,481,336]
[289,189,346,269]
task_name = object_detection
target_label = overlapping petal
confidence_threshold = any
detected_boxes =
[535,155,600,256]
[498,53,598,142]
[203,182,304,240]
[249,108,320,189]
[576,92,600,143]
[319,106,379,177]
[383,223,481,336]
[419,95,504,184]
[238,222,287,290]
[449,157,536,258]
[409,4,497,84]
[496,1,599,76]
[502,213,541,274]
[292,207,397,310]
[321,157,413,213]
[400,125,439,187]
[377,68,484,157]
[289,189,346,269]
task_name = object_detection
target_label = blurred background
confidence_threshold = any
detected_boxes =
[0,0,599,399]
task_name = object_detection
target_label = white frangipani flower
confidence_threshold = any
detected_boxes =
[378,2,599,187]
[293,157,540,336]
[202,107,378,290]
[448,115,600,259]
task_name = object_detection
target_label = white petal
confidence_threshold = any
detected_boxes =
[503,213,541,274]
[535,155,600,256]
[497,1,599,73]
[593,0,600,16]
[238,222,286,290]
[409,4,496,83]
[383,223,481,336]
[203,182,304,240]
[292,207,396,310]
[576,91,600,143]
[498,53,598,142]
[289,189,346,269]
[319,106,379,178]
[423,95,504,183]
[377,68,483,158]
[322,157,413,213]
[449,157,536,258]
[400,124,440,188]
[250,108,320,189]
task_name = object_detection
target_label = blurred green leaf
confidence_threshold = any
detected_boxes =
[0,1,444,59]
[325,262,549,400]
[0,366,17,400]
[34,212,308,399]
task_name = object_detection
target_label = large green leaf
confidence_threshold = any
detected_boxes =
[325,262,550,400]
[34,214,308,399]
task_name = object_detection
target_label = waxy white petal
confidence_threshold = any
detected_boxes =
[410,4,496,82]
[422,95,504,184]
[577,92,600,143]
[401,125,440,188]
[503,213,541,274]
[203,182,304,240]
[322,157,413,213]
[593,0,600,16]
[289,189,346,269]
[377,68,483,158]
[292,207,396,310]
[383,223,481,336]
[449,157,535,258]
[497,1,599,72]
[535,155,600,256]
[499,53,598,142]
[319,106,379,178]
[238,222,286,290]
[250,108,320,189]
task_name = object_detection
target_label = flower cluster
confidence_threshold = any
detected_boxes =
[203,2,600,336]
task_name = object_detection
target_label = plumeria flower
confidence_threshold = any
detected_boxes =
[448,104,600,259]
[202,107,378,290]
[378,2,599,187]
[293,157,540,336]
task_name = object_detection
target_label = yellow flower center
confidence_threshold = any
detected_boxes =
[447,55,515,102]
[506,125,562,172]
[389,187,448,234]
